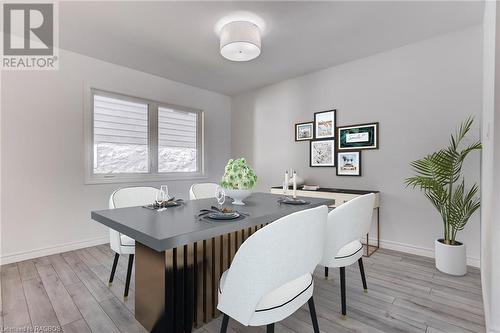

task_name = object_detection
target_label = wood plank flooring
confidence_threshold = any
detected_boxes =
[0,246,484,333]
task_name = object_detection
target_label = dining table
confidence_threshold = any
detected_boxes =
[91,192,335,332]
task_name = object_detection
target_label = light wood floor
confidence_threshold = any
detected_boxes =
[0,246,484,333]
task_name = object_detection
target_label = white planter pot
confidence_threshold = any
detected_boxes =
[435,239,467,276]
[224,189,252,205]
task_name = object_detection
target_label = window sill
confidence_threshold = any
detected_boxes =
[84,173,209,185]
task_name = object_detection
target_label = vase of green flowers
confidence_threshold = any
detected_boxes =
[220,158,257,205]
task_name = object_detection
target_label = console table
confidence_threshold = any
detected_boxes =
[270,186,380,257]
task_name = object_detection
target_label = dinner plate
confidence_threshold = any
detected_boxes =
[206,212,240,220]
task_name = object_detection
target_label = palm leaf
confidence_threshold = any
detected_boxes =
[405,116,481,243]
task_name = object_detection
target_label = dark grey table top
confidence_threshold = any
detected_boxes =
[91,192,334,252]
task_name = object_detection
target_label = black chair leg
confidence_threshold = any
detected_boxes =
[308,297,320,333]
[108,253,119,286]
[358,258,368,292]
[324,266,329,279]
[220,314,229,333]
[340,266,346,319]
[266,323,275,333]
[124,254,134,298]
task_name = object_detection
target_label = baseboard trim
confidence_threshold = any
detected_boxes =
[0,236,109,265]
[0,236,480,268]
[368,238,480,268]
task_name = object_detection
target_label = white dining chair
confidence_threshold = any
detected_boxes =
[108,186,159,299]
[189,182,218,200]
[320,193,375,319]
[217,205,328,333]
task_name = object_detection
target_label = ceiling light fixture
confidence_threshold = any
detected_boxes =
[220,21,261,62]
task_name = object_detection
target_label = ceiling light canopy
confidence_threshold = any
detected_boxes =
[220,21,261,62]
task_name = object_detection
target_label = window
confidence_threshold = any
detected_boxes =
[158,107,198,173]
[86,89,204,183]
[93,95,149,174]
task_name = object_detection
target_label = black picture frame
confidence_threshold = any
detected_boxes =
[310,138,336,167]
[313,109,336,139]
[295,121,314,141]
[337,122,379,151]
[336,150,362,176]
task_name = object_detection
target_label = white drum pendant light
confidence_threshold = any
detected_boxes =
[220,21,261,62]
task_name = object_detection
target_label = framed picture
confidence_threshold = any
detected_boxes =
[337,122,379,150]
[310,139,335,167]
[295,122,313,141]
[337,151,362,176]
[314,110,336,139]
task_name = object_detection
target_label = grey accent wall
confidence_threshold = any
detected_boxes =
[1,49,231,262]
[231,26,482,263]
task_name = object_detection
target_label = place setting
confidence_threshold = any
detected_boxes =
[197,186,249,222]
[143,185,184,212]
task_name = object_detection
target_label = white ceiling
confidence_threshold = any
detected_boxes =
[60,1,484,96]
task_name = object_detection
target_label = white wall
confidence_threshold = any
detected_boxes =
[0,49,231,264]
[231,26,483,265]
[481,1,500,332]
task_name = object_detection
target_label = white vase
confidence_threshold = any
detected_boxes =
[435,239,467,276]
[224,189,252,205]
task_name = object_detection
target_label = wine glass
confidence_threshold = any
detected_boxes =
[156,186,166,206]
[160,185,169,201]
[215,186,226,210]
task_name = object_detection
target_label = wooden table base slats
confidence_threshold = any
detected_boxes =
[138,225,266,332]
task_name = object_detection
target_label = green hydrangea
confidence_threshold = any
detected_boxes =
[220,158,257,190]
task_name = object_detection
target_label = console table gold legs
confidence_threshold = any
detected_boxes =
[135,225,266,332]
[364,207,380,257]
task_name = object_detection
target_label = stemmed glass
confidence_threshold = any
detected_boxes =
[156,185,168,210]
[215,186,226,210]
[160,185,169,201]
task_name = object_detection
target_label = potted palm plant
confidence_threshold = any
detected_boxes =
[221,158,257,205]
[405,117,481,276]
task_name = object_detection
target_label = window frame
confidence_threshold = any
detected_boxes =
[85,88,205,184]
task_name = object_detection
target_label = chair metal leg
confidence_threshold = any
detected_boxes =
[308,297,320,333]
[124,254,134,299]
[358,258,368,292]
[108,253,119,286]
[340,266,346,319]
[266,323,275,333]
[324,266,329,279]
[220,314,229,333]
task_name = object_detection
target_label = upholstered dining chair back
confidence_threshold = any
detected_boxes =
[108,186,159,254]
[217,205,328,325]
[189,183,218,200]
[321,193,375,265]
